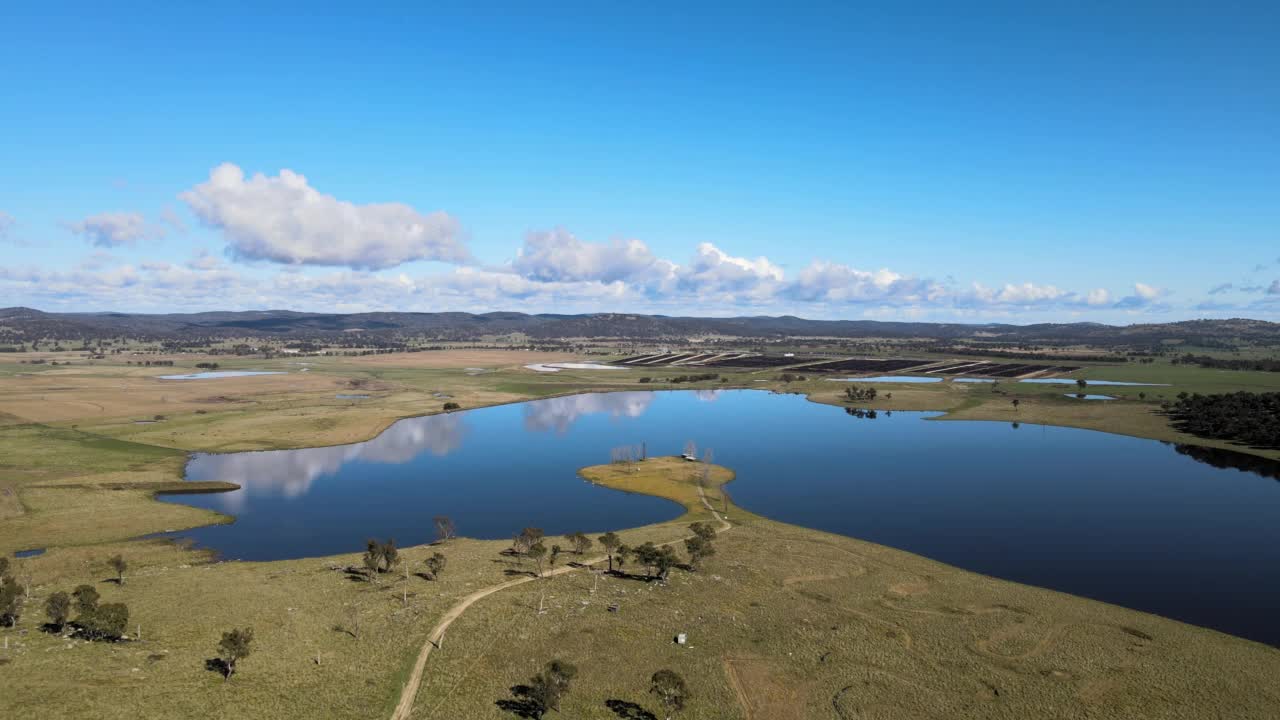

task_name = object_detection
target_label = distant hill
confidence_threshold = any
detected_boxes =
[1,306,1278,346]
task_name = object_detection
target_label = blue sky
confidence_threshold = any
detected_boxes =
[1,2,1278,322]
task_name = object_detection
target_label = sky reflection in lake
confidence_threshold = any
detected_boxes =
[165,389,1280,645]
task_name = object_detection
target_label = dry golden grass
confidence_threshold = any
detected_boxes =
[0,535,567,719]
[339,349,582,369]
[579,456,734,517]
[409,468,1280,719]
[0,368,350,425]
[4,356,1280,719]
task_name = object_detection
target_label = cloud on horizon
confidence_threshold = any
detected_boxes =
[4,163,1264,322]
[181,163,470,270]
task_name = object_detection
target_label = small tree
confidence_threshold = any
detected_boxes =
[217,627,254,681]
[73,584,100,617]
[550,544,562,571]
[684,535,715,569]
[442,402,461,411]
[633,542,679,581]
[362,538,399,577]
[433,515,456,543]
[425,552,447,580]
[527,542,547,577]
[0,575,21,627]
[1011,398,1020,412]
[382,539,400,573]
[599,532,622,572]
[363,541,383,581]
[527,659,578,716]
[82,602,129,641]
[1077,378,1088,389]
[650,669,690,719]
[513,527,545,555]
[566,532,592,555]
[688,522,716,542]
[45,591,71,630]
[108,554,127,585]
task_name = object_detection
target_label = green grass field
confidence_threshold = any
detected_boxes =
[2,350,1278,719]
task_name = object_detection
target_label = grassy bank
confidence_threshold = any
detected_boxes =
[2,351,1279,719]
[410,460,1280,720]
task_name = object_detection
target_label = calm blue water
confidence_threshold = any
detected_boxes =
[1064,394,1116,400]
[161,390,1280,645]
[828,375,941,383]
[1021,379,1169,386]
[159,371,286,380]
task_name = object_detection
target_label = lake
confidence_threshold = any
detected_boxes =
[161,389,1280,646]
[159,371,286,380]
[827,375,941,383]
[1020,378,1169,386]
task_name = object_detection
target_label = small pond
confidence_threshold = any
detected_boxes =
[525,363,631,373]
[159,371,287,380]
[160,389,1280,646]
[1065,394,1116,400]
[827,376,941,383]
[14,548,46,558]
[1021,379,1170,386]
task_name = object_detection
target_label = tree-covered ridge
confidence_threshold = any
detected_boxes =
[1173,353,1280,373]
[1167,392,1280,449]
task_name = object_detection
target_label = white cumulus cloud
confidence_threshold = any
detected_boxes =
[67,211,162,247]
[180,163,470,270]
[512,228,673,284]
[676,242,783,297]
[786,262,928,304]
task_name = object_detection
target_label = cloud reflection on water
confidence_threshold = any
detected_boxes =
[522,391,656,434]
[188,412,469,510]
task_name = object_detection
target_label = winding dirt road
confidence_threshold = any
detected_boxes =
[389,488,730,720]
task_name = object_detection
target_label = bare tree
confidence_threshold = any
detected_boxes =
[513,527,544,555]
[108,554,127,585]
[566,532,592,556]
[340,603,362,640]
[433,515,456,543]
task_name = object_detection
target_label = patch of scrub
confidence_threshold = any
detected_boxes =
[826,376,940,383]
[335,394,370,399]
[14,548,45,558]
[524,362,631,373]
[1022,379,1169,386]
[159,371,287,380]
[1065,394,1116,400]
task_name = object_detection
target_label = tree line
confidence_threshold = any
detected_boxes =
[1165,392,1280,449]
[1172,353,1280,373]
